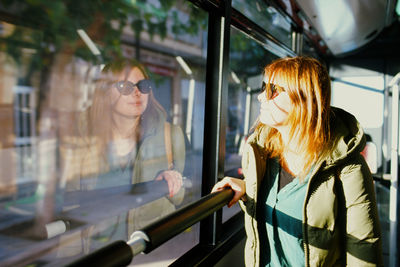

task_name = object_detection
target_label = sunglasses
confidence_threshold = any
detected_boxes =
[114,79,153,95]
[261,82,285,99]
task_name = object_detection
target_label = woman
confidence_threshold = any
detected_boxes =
[58,58,186,256]
[213,56,382,266]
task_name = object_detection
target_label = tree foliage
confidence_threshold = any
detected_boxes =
[0,0,208,84]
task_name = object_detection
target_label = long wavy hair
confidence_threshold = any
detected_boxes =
[86,58,167,155]
[254,56,331,177]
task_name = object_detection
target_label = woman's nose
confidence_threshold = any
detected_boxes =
[131,86,141,96]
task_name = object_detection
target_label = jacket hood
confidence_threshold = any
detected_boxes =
[246,107,366,171]
[323,107,365,169]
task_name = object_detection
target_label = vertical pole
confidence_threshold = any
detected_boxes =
[243,86,251,136]
[389,73,400,267]
[383,79,390,175]
[291,29,303,55]
[185,78,195,142]
[200,0,231,246]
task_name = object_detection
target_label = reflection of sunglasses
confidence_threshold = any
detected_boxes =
[114,79,153,95]
[261,82,285,99]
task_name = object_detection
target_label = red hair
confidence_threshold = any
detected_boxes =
[255,56,331,177]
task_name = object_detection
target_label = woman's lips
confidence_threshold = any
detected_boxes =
[128,102,142,106]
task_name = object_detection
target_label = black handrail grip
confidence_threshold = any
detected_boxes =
[139,188,234,253]
[66,240,133,267]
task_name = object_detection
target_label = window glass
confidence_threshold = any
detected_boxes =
[223,27,279,222]
[0,1,207,266]
[302,35,320,58]
[331,75,384,174]
[232,0,292,48]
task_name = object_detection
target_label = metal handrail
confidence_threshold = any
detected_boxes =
[66,188,234,267]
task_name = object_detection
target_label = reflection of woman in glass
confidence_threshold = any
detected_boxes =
[86,59,185,196]
[59,59,185,256]
[213,57,382,266]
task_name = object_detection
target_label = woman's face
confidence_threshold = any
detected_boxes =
[111,67,149,118]
[257,78,291,128]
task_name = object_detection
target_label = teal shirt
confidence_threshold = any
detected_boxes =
[261,159,311,267]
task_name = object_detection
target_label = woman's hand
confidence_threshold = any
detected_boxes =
[211,177,246,208]
[156,170,183,197]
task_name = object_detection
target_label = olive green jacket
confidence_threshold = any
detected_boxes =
[240,107,383,266]
[56,111,186,257]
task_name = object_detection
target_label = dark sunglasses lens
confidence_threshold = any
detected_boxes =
[269,84,276,97]
[261,83,277,99]
[115,81,134,95]
[137,79,153,94]
[261,82,274,98]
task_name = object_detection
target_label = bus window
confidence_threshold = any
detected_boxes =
[0,1,207,266]
[330,68,385,174]
[232,0,292,49]
[223,26,279,222]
